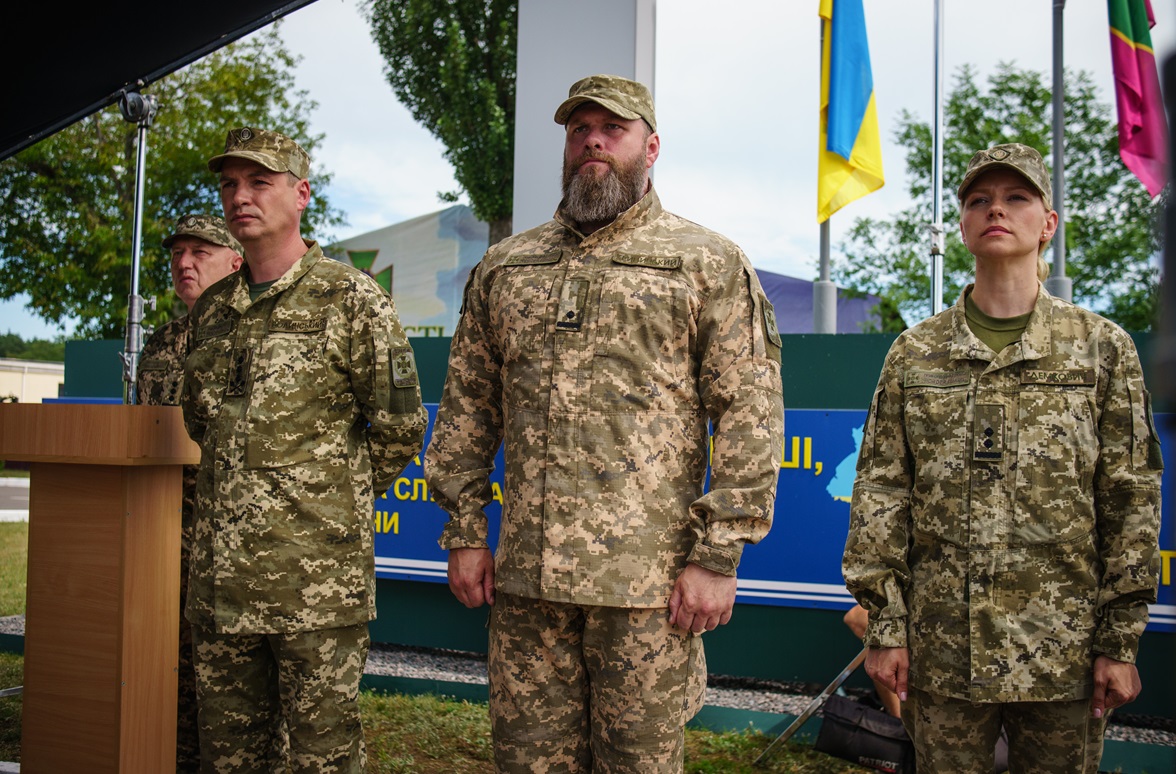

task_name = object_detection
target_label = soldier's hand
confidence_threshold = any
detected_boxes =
[865,646,909,703]
[447,547,495,608]
[1091,655,1142,718]
[669,563,736,634]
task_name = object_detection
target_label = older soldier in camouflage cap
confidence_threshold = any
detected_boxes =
[425,74,785,772]
[843,142,1162,773]
[182,128,427,773]
[137,213,242,772]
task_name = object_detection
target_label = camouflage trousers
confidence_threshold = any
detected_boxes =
[177,540,199,773]
[902,686,1107,773]
[190,621,370,774]
[488,592,706,774]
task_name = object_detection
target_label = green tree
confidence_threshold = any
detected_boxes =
[364,0,517,245]
[833,63,1164,332]
[0,333,65,362]
[0,25,343,338]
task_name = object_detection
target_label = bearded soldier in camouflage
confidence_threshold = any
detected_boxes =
[425,75,785,772]
[843,143,1162,773]
[137,213,242,772]
[182,128,427,773]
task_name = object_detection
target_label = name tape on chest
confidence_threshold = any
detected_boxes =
[905,369,970,389]
[611,254,682,270]
[269,317,327,334]
[1020,368,1095,386]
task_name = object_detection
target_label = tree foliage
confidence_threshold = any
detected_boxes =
[364,0,517,244]
[833,63,1164,332]
[0,333,64,362]
[0,26,343,338]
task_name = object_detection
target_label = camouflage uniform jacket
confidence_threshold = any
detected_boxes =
[137,315,197,557]
[843,286,1162,703]
[182,241,428,634]
[425,189,785,608]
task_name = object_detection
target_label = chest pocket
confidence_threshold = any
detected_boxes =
[244,314,331,469]
[593,255,691,403]
[904,369,970,545]
[138,357,183,406]
[488,255,559,359]
[187,319,235,429]
[1013,369,1098,542]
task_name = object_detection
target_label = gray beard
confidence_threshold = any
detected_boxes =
[560,153,647,227]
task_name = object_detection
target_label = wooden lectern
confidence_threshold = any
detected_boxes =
[0,403,199,774]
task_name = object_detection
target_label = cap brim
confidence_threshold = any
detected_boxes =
[554,96,642,125]
[162,231,236,251]
[207,150,288,174]
[957,162,1050,206]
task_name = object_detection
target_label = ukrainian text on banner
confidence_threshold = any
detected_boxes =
[375,406,1174,633]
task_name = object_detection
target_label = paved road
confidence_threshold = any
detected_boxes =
[0,478,29,521]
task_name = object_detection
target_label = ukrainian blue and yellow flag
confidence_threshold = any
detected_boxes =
[818,0,885,222]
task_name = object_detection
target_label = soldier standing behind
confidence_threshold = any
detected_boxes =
[424,75,785,772]
[137,214,242,773]
[182,128,427,773]
[843,143,1162,773]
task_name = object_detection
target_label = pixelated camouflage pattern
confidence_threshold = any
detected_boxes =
[554,74,658,131]
[425,189,784,608]
[182,242,427,634]
[957,142,1053,209]
[192,621,368,773]
[844,286,1162,703]
[208,126,311,179]
[162,213,243,253]
[136,315,200,772]
[488,592,705,773]
[903,685,1106,773]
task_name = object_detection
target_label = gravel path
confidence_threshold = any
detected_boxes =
[2,614,1172,747]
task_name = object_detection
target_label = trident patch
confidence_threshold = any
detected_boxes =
[392,347,419,388]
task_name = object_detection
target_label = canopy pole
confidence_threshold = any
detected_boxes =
[117,88,157,405]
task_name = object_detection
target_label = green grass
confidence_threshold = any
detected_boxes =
[0,523,26,617]
[0,652,19,763]
[0,654,869,772]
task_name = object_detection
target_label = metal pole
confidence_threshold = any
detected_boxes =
[1045,0,1072,301]
[814,220,838,333]
[118,89,157,405]
[929,0,945,316]
[814,16,838,334]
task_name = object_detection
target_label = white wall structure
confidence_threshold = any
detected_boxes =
[327,204,488,338]
[0,358,64,403]
[512,0,657,235]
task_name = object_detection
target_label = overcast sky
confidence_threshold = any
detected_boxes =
[7,0,1176,339]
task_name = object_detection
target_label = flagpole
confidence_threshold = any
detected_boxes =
[929,0,945,316]
[1045,0,1072,301]
[815,220,837,332]
[814,15,837,334]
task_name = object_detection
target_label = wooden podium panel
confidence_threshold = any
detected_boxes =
[0,404,199,774]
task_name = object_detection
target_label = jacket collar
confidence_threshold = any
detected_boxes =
[228,240,322,313]
[949,282,1054,365]
[554,187,662,242]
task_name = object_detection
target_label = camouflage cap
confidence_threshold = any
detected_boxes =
[957,143,1052,210]
[554,74,657,132]
[162,214,243,253]
[207,127,310,179]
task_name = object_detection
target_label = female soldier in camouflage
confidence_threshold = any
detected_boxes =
[842,143,1162,773]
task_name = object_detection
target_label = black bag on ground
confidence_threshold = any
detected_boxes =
[814,694,915,774]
